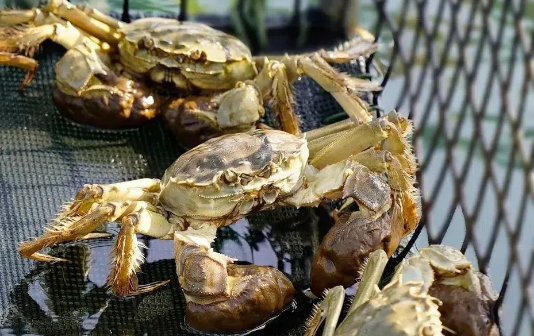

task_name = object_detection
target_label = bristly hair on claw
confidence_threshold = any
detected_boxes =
[45,215,81,233]
[0,24,40,57]
[304,286,334,333]
[358,254,370,279]
[304,299,326,336]
[108,217,146,296]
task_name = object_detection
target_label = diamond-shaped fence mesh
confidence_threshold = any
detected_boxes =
[0,0,532,335]
[369,0,534,335]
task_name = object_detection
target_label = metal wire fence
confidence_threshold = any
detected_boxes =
[368,1,534,335]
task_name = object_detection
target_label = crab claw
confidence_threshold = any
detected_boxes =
[429,275,500,336]
[163,97,223,149]
[174,228,294,333]
[186,264,294,333]
[53,73,161,129]
[163,83,264,149]
[310,199,404,296]
[52,46,160,129]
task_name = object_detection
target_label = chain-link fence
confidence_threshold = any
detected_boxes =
[0,0,532,335]
[365,1,533,335]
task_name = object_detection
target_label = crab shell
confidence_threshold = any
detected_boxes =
[118,18,258,90]
[159,130,309,228]
[335,282,444,336]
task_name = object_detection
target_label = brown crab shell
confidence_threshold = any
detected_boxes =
[429,272,500,336]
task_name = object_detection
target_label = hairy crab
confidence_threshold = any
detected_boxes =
[17,110,419,332]
[0,0,379,148]
[306,245,500,336]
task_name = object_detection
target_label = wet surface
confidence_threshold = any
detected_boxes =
[0,207,327,336]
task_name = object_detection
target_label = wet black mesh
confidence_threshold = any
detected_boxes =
[0,35,366,336]
[1,0,533,335]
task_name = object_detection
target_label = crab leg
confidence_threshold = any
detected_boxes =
[0,8,43,26]
[109,202,173,296]
[174,225,294,333]
[0,52,38,88]
[19,202,122,262]
[0,1,120,50]
[18,177,175,296]
[0,22,95,51]
[0,20,104,89]
[307,117,391,166]
[43,0,121,46]
[75,3,123,29]
[19,179,161,262]
[304,118,355,142]
[296,54,378,124]
[253,34,377,66]
[254,38,380,125]
[254,60,301,135]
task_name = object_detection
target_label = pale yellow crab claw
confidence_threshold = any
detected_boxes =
[306,250,388,336]
[305,286,345,336]
[307,245,500,336]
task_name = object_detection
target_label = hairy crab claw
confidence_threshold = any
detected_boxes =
[305,245,500,336]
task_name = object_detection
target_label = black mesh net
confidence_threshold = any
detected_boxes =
[0,1,532,335]
[0,34,367,336]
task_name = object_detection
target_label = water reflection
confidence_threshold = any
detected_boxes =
[1,207,322,336]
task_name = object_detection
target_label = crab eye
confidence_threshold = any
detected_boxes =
[190,49,206,61]
[140,36,155,49]
[159,39,172,46]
